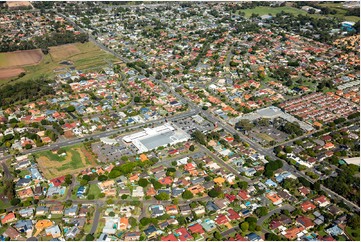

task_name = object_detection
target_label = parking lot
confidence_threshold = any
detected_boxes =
[91,141,135,163]
[172,115,214,134]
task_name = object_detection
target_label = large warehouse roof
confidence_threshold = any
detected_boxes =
[123,123,190,153]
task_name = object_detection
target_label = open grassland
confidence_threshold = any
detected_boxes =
[35,144,97,179]
[256,132,274,142]
[0,42,118,85]
[49,43,81,61]
[240,5,359,22]
[239,6,312,18]
[318,2,360,22]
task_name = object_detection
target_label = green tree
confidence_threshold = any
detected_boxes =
[182,190,194,199]
[265,233,281,241]
[129,217,138,228]
[213,231,222,240]
[98,175,108,182]
[80,179,89,186]
[255,207,268,217]
[10,198,21,206]
[138,178,149,187]
[87,194,95,200]
[85,234,95,241]
[65,174,73,185]
[189,145,195,151]
[235,119,254,131]
[191,130,207,145]
[208,186,222,198]
[240,221,249,232]
[155,192,170,201]
[67,105,76,112]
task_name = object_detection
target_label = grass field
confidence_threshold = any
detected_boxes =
[318,2,360,22]
[239,5,359,22]
[87,184,102,199]
[239,6,311,18]
[0,42,118,85]
[257,133,274,142]
[35,144,97,179]
[49,44,81,62]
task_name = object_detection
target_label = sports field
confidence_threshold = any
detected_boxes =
[35,144,97,179]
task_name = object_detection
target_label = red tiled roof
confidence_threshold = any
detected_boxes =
[238,190,250,200]
[301,201,316,212]
[227,209,240,220]
[175,227,193,241]
[49,176,65,187]
[161,234,178,241]
[225,194,237,202]
[215,214,229,225]
[188,223,204,234]
[159,176,173,185]
[296,216,314,229]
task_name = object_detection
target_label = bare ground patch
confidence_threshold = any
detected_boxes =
[0,49,43,68]
[0,68,25,79]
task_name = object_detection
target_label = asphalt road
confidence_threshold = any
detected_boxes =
[256,204,295,233]
[198,145,253,184]
[90,202,103,234]
[1,161,13,180]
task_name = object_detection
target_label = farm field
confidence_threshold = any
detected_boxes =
[0,49,43,81]
[0,68,25,80]
[0,42,118,85]
[0,49,43,68]
[35,144,97,179]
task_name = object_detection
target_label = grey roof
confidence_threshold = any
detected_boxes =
[172,188,185,197]
[179,204,191,212]
[64,205,78,215]
[206,201,219,211]
[203,181,215,190]
[16,178,31,187]
[36,206,49,212]
[191,177,205,185]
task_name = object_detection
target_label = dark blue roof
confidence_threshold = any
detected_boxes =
[247,233,261,241]
[144,225,157,236]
